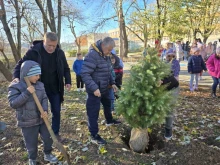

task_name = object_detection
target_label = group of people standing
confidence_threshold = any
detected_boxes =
[159,39,220,95]
[7,33,122,165]
[5,31,220,164]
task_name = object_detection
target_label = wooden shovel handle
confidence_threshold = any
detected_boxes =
[24,77,71,164]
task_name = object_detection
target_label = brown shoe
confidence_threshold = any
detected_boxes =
[55,134,65,143]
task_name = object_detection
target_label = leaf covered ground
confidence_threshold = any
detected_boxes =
[1,71,220,165]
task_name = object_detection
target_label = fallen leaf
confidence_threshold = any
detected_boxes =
[159,152,166,157]
[147,128,152,133]
[215,136,220,140]
[99,146,107,155]
[4,142,12,148]
[122,148,128,151]
[82,147,88,152]
[171,152,177,156]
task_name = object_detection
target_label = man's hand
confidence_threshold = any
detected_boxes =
[27,86,35,94]
[12,78,20,83]
[94,89,101,97]
[41,111,48,119]
[65,84,71,91]
[112,84,118,92]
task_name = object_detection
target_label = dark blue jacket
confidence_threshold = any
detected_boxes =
[73,59,83,75]
[188,55,207,73]
[81,40,115,94]
[13,40,71,102]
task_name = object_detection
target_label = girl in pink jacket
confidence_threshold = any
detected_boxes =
[206,47,220,97]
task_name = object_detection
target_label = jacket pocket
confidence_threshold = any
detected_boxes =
[23,101,39,120]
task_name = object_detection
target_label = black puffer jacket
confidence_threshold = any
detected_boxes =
[13,40,71,102]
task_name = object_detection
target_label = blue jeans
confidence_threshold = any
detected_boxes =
[109,88,115,111]
[190,73,199,90]
[86,92,113,136]
[46,92,61,135]
[212,77,220,91]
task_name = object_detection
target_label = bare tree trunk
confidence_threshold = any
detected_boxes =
[0,0,20,62]
[77,39,81,53]
[121,15,128,57]
[118,0,128,58]
[193,30,197,40]
[120,12,128,57]
[47,0,56,33]
[0,60,12,82]
[203,37,208,44]
[35,0,53,32]
[15,0,21,58]
[0,51,10,69]
[42,0,47,34]
[118,0,124,59]
[69,18,81,53]
[57,0,61,45]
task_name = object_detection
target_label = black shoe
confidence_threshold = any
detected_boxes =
[211,91,217,98]
[55,134,65,143]
[90,134,107,145]
[106,119,121,126]
[164,128,172,140]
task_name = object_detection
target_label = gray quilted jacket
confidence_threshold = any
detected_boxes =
[8,60,48,127]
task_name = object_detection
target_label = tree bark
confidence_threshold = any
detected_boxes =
[118,0,124,59]
[120,8,128,57]
[0,51,10,69]
[42,0,47,34]
[0,0,20,62]
[14,0,21,58]
[57,0,61,45]
[47,0,56,33]
[35,0,53,32]
[0,60,12,82]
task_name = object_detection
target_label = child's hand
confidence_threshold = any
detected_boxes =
[27,86,35,93]
[41,111,48,119]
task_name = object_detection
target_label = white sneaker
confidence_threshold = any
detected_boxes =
[81,88,85,92]
[77,88,80,92]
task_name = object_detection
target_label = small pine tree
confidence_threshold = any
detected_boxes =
[117,53,173,129]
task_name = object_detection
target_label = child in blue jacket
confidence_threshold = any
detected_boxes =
[188,47,207,91]
[73,53,84,92]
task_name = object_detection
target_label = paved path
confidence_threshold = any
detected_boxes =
[67,57,213,87]
[122,61,213,86]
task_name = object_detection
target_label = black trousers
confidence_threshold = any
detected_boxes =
[76,75,84,88]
